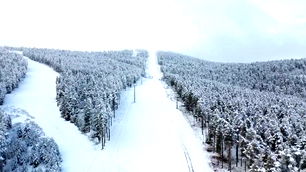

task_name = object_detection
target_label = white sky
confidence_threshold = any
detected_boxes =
[0,0,306,62]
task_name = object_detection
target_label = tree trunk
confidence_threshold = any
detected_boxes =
[101,130,105,149]
[228,142,232,171]
[241,157,243,167]
[236,142,239,167]
[201,116,204,135]
[113,97,116,118]
[110,117,112,126]
[103,127,106,148]
[213,132,216,152]
[108,127,111,141]
[221,134,224,168]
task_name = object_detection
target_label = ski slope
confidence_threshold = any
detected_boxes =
[2,50,212,172]
[93,50,213,172]
[2,53,97,171]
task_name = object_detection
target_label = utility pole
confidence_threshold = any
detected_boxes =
[133,77,136,103]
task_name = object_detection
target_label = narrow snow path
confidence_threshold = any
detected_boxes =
[3,55,97,172]
[3,51,212,172]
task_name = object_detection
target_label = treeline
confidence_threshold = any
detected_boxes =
[0,109,62,171]
[158,51,306,171]
[0,47,27,105]
[21,48,148,149]
[158,52,306,99]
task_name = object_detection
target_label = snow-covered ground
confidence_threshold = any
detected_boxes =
[2,54,97,171]
[2,50,212,172]
[94,50,213,172]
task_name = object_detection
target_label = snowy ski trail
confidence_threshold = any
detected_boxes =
[2,50,212,172]
[2,54,97,172]
[91,50,213,172]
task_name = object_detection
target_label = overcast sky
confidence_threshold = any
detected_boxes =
[0,0,306,62]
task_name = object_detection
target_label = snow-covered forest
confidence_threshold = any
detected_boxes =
[2,45,306,171]
[0,48,27,105]
[0,48,62,171]
[0,109,62,172]
[0,47,149,171]
[21,48,148,148]
[158,51,306,171]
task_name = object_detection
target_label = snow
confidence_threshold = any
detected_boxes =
[93,50,213,172]
[2,50,212,172]
[2,54,96,172]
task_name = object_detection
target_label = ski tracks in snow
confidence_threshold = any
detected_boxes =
[182,144,195,172]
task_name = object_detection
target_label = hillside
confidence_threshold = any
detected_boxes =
[2,47,306,171]
[158,51,306,171]
[1,48,212,172]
